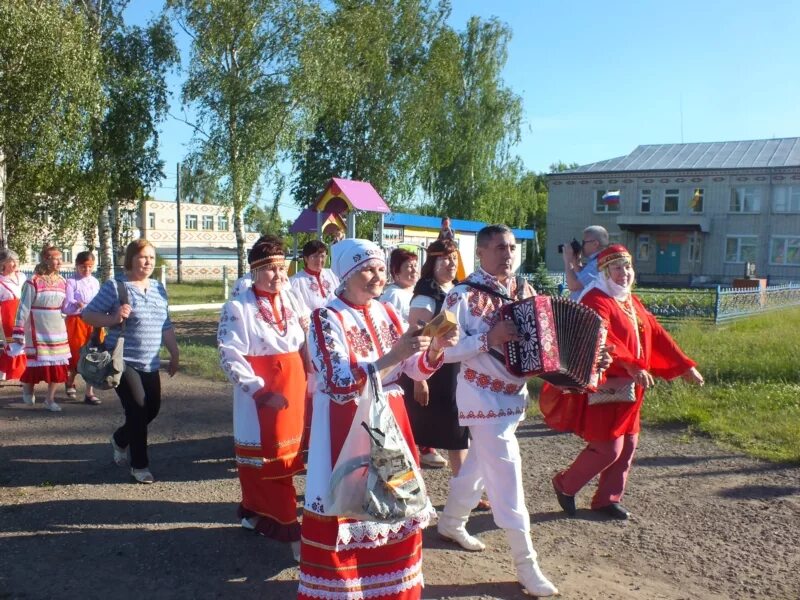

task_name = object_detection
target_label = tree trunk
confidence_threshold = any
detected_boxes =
[0,147,6,250]
[97,206,113,281]
[233,194,246,278]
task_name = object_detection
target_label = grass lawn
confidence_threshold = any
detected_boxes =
[642,309,800,463]
[166,281,228,304]
[528,308,800,463]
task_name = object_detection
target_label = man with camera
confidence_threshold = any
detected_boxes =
[561,225,609,301]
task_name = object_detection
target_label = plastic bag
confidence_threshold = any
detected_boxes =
[328,364,429,523]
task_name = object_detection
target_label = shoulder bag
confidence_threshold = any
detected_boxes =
[77,281,128,390]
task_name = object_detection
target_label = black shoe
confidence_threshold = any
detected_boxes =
[83,395,101,406]
[592,503,630,520]
[552,481,576,516]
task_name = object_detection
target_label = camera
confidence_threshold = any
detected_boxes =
[558,238,582,254]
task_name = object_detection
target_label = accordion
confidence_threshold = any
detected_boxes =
[501,296,606,390]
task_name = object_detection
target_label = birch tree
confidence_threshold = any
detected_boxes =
[0,0,102,251]
[169,0,327,277]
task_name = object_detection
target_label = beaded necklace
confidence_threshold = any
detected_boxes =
[255,290,287,336]
[615,295,643,358]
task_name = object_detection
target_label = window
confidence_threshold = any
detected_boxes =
[61,248,73,264]
[664,189,679,213]
[770,236,800,265]
[594,190,620,213]
[725,236,757,263]
[688,237,702,263]
[636,235,650,261]
[148,212,156,229]
[730,187,762,213]
[772,186,800,213]
[202,215,214,230]
[639,189,651,213]
[690,188,704,213]
[185,214,198,230]
[218,215,229,231]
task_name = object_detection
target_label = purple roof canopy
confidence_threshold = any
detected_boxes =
[314,177,390,214]
[289,209,343,234]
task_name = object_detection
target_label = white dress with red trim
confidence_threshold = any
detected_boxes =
[0,273,26,379]
[299,295,441,600]
[12,275,69,375]
[442,268,534,427]
[290,268,339,313]
[218,287,307,540]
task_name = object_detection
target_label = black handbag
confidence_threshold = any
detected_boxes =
[77,281,128,390]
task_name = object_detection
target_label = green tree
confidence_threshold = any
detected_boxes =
[169,0,327,277]
[292,0,451,210]
[77,1,177,278]
[420,16,522,223]
[0,0,102,251]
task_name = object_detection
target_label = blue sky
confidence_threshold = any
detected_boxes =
[125,0,800,222]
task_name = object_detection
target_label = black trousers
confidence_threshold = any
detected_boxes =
[112,366,162,469]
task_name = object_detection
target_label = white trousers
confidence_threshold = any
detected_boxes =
[441,419,530,533]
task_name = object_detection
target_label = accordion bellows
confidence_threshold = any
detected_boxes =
[502,296,605,390]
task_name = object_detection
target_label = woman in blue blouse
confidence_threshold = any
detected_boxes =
[83,239,180,484]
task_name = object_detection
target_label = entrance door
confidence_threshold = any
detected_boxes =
[656,243,681,274]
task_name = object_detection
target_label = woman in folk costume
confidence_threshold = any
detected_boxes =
[217,235,308,562]
[0,249,27,381]
[298,239,458,600]
[290,240,339,313]
[540,244,704,519]
[63,251,102,405]
[11,245,70,412]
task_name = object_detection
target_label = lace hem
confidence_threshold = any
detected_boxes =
[335,501,436,551]
[298,560,423,599]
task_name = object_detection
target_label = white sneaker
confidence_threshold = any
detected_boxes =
[44,401,62,412]
[22,391,35,405]
[420,449,448,468]
[111,436,128,466]
[241,516,257,531]
[518,562,559,597]
[437,520,485,552]
[130,468,154,484]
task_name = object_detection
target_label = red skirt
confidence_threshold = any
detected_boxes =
[298,511,424,599]
[0,298,25,379]
[236,351,306,542]
[21,364,68,384]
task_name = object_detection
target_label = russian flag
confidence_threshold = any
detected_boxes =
[602,190,620,204]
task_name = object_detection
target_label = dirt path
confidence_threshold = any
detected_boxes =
[1,373,798,600]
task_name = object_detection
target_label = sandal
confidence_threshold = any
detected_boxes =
[84,395,102,406]
[65,385,77,399]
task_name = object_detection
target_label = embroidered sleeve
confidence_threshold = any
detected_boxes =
[441,287,487,364]
[12,280,35,341]
[217,300,264,398]
[310,307,367,404]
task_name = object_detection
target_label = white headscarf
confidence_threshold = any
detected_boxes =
[331,238,385,286]
[578,264,635,302]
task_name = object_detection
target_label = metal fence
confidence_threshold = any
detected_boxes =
[518,272,800,325]
[714,283,800,324]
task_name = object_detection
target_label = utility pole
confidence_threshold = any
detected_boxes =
[176,162,183,284]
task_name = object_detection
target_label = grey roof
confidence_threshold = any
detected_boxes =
[563,137,800,174]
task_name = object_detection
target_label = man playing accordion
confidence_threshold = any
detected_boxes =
[438,225,559,598]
